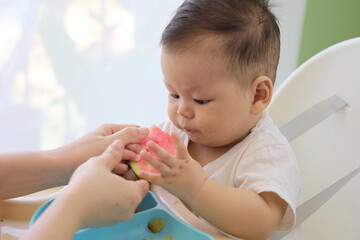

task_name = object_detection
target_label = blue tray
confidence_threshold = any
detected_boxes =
[29,191,214,240]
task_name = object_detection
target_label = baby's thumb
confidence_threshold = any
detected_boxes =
[100,139,124,170]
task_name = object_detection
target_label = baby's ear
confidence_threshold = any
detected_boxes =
[250,76,273,114]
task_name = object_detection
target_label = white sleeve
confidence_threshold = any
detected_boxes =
[234,144,301,230]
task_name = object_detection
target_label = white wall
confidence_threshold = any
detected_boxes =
[0,0,307,152]
[272,0,307,89]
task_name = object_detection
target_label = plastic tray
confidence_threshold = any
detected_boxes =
[29,191,214,240]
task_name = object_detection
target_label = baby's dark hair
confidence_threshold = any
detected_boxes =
[161,0,280,85]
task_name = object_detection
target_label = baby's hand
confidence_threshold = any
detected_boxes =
[139,131,207,202]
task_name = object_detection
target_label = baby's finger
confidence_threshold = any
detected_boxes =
[147,141,177,168]
[139,170,162,184]
[140,150,171,177]
[171,131,190,159]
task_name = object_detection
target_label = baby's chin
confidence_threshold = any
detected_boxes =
[190,134,241,148]
[187,134,216,147]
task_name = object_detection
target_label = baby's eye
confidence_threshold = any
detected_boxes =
[194,99,210,105]
[169,94,179,99]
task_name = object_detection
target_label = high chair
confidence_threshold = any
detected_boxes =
[267,37,360,239]
[153,37,360,240]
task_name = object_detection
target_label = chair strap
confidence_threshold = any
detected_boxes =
[279,95,347,142]
[268,95,358,240]
[268,165,360,240]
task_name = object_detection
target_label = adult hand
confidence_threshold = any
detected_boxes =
[52,125,150,183]
[22,139,149,240]
[0,125,149,200]
[65,139,150,227]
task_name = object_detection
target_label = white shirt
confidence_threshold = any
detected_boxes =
[156,110,302,239]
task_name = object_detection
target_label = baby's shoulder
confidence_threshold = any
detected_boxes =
[241,121,291,157]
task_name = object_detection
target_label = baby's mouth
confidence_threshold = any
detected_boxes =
[178,119,197,134]
[184,128,196,134]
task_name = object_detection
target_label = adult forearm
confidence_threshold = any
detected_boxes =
[21,189,83,240]
[0,125,146,200]
[0,150,70,200]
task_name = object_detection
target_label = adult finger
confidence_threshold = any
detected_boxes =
[113,162,129,174]
[107,124,140,134]
[99,139,125,170]
[111,127,149,145]
[119,168,138,180]
[93,123,139,136]
[100,123,140,134]
[134,179,149,197]
[122,149,140,162]
[126,143,146,154]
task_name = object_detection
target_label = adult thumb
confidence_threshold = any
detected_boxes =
[134,179,149,197]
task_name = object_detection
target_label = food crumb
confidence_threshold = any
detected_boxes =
[173,199,180,205]
[164,237,172,240]
[148,218,165,233]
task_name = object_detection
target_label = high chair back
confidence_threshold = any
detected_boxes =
[152,38,360,240]
[268,37,360,240]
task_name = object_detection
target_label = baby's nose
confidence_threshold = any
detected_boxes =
[177,100,194,119]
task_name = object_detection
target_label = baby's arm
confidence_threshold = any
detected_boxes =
[140,132,287,240]
[186,177,288,239]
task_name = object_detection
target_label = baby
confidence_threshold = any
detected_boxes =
[133,0,301,239]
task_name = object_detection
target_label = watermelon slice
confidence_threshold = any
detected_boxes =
[130,125,175,178]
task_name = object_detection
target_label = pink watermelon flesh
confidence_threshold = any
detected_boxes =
[130,125,175,177]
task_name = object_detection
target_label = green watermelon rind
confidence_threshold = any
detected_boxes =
[129,160,142,178]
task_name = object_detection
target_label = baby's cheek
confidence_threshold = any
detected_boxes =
[167,103,178,119]
[170,118,182,131]
[201,124,218,138]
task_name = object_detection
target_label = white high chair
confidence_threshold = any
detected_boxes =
[268,37,360,239]
[153,37,360,240]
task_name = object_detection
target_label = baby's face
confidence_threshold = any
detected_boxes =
[161,43,259,148]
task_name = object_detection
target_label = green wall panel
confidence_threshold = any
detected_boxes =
[298,0,360,65]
